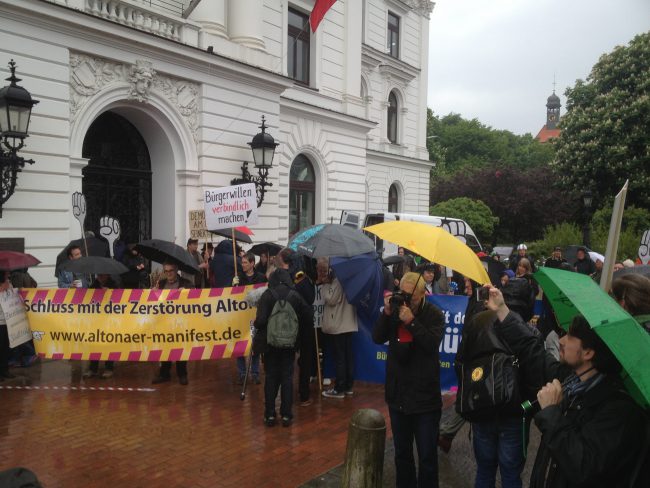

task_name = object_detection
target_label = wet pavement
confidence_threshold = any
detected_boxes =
[0,359,540,487]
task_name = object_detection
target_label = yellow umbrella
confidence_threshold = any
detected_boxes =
[363,221,491,285]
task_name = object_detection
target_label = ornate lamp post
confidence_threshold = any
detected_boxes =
[0,60,39,217]
[582,189,593,248]
[231,115,279,207]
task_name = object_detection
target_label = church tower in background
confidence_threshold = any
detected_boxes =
[535,85,562,143]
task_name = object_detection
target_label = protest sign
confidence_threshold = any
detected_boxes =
[21,285,263,361]
[0,288,32,348]
[204,183,258,231]
[188,210,210,240]
[313,284,325,328]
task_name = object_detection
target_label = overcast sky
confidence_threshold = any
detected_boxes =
[427,0,650,136]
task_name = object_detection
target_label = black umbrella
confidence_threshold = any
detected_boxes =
[613,265,650,280]
[209,227,253,244]
[250,242,283,256]
[135,239,200,275]
[287,224,375,258]
[56,237,110,277]
[60,256,128,275]
[381,254,405,266]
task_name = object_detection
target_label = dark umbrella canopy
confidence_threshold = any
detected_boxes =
[135,239,200,275]
[288,224,375,258]
[0,251,41,271]
[382,254,405,266]
[209,227,253,244]
[330,252,384,323]
[55,237,110,277]
[60,256,128,275]
[250,242,282,257]
[613,265,650,279]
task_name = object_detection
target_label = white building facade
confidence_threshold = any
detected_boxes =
[0,0,433,285]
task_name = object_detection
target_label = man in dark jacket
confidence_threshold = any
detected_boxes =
[236,252,267,384]
[573,247,595,276]
[544,247,567,269]
[510,244,536,273]
[253,269,313,427]
[210,240,242,287]
[485,286,645,488]
[372,272,445,488]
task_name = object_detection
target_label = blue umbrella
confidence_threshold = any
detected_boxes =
[330,252,384,323]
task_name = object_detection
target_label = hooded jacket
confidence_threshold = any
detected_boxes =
[210,240,243,288]
[372,299,444,413]
[494,311,645,488]
[253,269,313,352]
[321,278,358,335]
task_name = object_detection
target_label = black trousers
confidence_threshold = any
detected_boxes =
[329,332,355,392]
[263,348,295,419]
[159,361,187,377]
[0,324,9,374]
[298,327,316,402]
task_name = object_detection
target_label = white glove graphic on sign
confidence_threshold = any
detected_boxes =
[639,230,650,265]
[100,216,121,258]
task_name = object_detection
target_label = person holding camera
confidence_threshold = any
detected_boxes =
[483,285,646,488]
[372,272,445,488]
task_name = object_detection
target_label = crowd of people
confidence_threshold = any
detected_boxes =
[1,235,649,488]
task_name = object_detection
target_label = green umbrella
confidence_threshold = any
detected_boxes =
[534,267,650,408]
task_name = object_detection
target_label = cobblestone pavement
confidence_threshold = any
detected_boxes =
[1,359,540,487]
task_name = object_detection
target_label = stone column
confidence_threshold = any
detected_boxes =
[189,0,228,42]
[228,0,265,51]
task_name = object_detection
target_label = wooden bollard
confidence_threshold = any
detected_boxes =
[342,408,386,488]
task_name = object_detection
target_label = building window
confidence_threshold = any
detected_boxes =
[388,184,399,212]
[387,91,398,143]
[289,154,316,236]
[387,12,399,58]
[288,7,310,84]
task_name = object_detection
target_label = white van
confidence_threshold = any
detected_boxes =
[341,211,483,255]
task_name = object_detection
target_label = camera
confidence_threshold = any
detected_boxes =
[389,291,411,309]
[476,287,490,301]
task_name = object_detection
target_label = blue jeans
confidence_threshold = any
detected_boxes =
[471,417,524,488]
[237,354,260,377]
[389,407,441,488]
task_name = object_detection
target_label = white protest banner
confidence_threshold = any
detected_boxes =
[188,210,211,240]
[600,180,628,292]
[0,288,32,348]
[204,183,258,231]
[313,284,325,328]
[639,230,650,265]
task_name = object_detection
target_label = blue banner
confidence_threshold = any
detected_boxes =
[335,294,468,392]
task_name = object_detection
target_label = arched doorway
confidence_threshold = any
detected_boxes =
[289,154,315,236]
[81,111,152,245]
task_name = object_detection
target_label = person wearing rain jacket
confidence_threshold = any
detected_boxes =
[483,286,646,488]
[210,240,243,288]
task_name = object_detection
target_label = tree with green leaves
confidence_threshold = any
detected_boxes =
[552,32,650,208]
[430,197,498,245]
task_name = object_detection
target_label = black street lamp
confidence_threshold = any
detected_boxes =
[582,189,593,248]
[231,115,278,207]
[0,60,39,217]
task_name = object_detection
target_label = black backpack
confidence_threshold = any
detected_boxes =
[455,319,521,422]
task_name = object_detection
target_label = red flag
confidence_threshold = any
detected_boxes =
[310,0,336,32]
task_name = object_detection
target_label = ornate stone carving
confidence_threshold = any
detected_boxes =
[69,53,199,143]
[404,0,435,18]
[128,60,156,102]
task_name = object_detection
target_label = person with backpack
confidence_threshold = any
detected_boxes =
[454,308,530,488]
[253,268,313,427]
